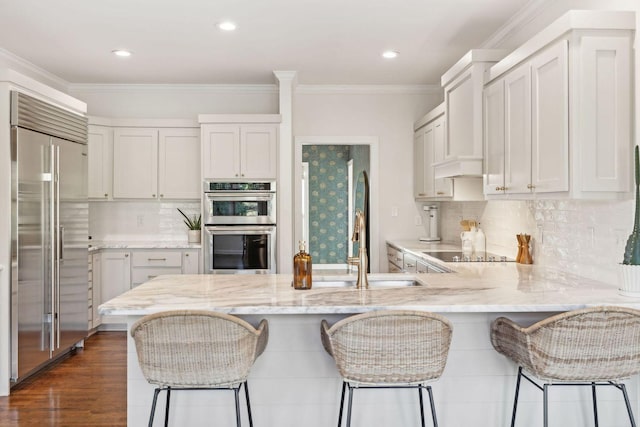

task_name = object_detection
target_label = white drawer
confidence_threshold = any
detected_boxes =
[388,263,403,273]
[132,267,182,286]
[132,251,182,267]
[403,254,418,273]
[386,246,403,268]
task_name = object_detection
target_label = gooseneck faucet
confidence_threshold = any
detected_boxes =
[350,209,369,289]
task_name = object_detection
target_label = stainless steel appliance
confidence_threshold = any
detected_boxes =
[422,251,513,263]
[419,205,440,242]
[203,181,276,225]
[10,91,88,384]
[204,225,276,274]
[203,181,277,274]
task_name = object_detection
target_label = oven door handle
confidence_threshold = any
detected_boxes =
[205,225,276,234]
[205,192,274,201]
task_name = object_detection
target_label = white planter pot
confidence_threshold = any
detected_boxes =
[188,230,201,244]
[619,264,640,297]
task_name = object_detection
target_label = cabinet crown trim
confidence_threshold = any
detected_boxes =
[441,49,509,87]
[414,103,445,131]
[486,10,635,83]
[198,114,282,124]
[88,117,199,128]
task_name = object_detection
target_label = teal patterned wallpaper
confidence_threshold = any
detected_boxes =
[302,145,370,264]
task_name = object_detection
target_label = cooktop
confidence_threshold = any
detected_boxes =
[422,251,514,263]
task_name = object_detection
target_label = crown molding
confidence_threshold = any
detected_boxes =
[0,48,70,91]
[296,84,441,95]
[68,83,279,94]
[480,0,553,48]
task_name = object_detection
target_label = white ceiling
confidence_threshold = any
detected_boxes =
[0,0,533,85]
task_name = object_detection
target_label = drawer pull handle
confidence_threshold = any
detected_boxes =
[406,263,415,267]
[148,275,158,279]
[147,258,167,261]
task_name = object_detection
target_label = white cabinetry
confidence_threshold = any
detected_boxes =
[113,128,158,199]
[88,125,113,199]
[131,251,182,287]
[113,127,200,199]
[484,11,633,199]
[182,250,199,274]
[436,50,506,179]
[413,125,433,198]
[99,250,131,325]
[199,114,281,180]
[202,124,277,179]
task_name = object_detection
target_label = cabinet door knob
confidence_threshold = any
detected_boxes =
[527,184,536,190]
[185,253,189,257]
[437,191,444,195]
[160,194,164,198]
[495,186,501,191]
[235,174,239,177]
[104,193,108,198]
[152,194,156,197]
[125,254,129,257]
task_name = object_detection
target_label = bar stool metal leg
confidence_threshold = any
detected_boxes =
[243,381,254,427]
[620,383,637,427]
[543,384,549,427]
[591,383,599,427]
[149,388,161,427]
[510,367,522,427]
[337,381,346,427]
[427,386,438,427]
[234,386,242,427]
[164,386,171,427]
[418,386,426,427]
[346,384,354,427]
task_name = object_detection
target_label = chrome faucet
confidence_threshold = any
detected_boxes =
[349,209,369,289]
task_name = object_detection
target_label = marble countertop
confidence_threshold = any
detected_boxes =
[89,241,201,251]
[99,261,640,316]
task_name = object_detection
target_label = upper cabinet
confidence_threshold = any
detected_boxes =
[484,10,634,200]
[199,114,281,180]
[88,118,200,200]
[414,104,478,201]
[435,50,507,179]
[88,125,113,199]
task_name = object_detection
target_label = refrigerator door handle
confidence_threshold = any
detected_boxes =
[55,145,61,349]
[49,144,56,353]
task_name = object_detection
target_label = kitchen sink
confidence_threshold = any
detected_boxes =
[311,278,423,288]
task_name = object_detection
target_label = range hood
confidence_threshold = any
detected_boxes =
[433,157,482,179]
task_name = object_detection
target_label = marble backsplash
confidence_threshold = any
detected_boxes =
[89,201,201,243]
[439,199,634,284]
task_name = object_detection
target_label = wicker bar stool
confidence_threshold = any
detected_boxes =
[491,306,640,427]
[321,310,453,427]
[130,310,269,427]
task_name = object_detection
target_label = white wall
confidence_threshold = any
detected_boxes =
[294,88,442,270]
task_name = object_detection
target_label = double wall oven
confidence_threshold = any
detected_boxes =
[203,181,276,274]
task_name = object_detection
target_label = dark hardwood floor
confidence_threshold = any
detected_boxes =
[0,332,127,427]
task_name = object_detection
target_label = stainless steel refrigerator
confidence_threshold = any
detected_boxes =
[10,91,89,383]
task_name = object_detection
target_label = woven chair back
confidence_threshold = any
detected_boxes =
[131,310,267,388]
[529,307,640,381]
[325,310,452,384]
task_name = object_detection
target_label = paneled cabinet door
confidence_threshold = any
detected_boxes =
[483,79,505,195]
[182,250,200,274]
[158,128,200,199]
[433,116,453,197]
[504,62,532,194]
[88,125,112,199]
[240,125,277,179]
[91,253,102,328]
[100,251,131,324]
[531,40,569,194]
[413,128,427,198]
[113,128,158,199]
[202,125,241,179]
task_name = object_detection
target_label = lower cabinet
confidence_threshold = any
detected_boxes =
[92,248,200,329]
[386,244,449,273]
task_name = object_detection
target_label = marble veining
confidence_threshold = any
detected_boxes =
[99,261,640,316]
[89,241,201,251]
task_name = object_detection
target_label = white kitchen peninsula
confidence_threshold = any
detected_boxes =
[100,266,640,427]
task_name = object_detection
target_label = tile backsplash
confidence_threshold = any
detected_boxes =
[89,201,201,242]
[439,199,634,284]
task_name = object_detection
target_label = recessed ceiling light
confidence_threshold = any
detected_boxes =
[382,50,398,59]
[218,21,237,31]
[112,50,132,58]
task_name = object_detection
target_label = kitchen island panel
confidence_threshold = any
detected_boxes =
[123,311,638,427]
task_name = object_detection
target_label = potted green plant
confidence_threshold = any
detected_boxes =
[178,208,202,244]
[621,145,640,296]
